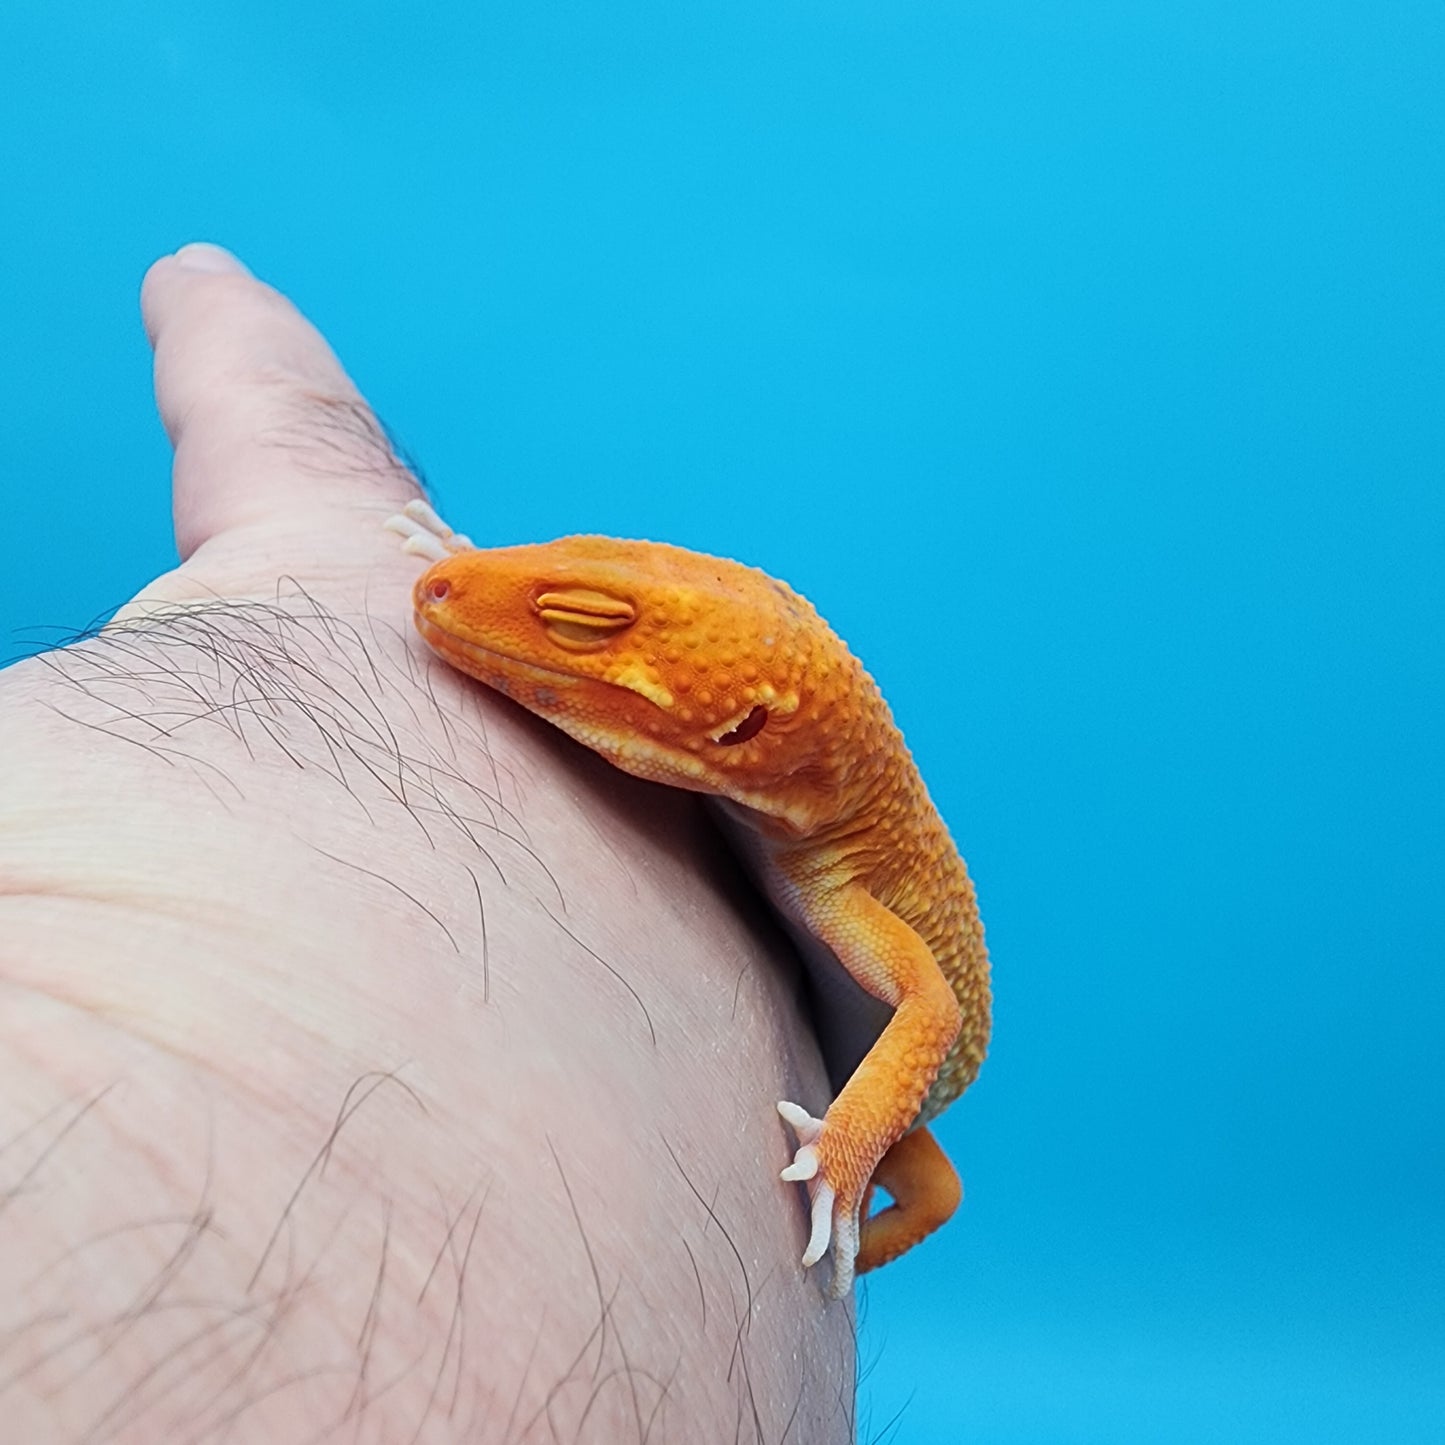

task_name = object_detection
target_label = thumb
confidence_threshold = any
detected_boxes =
[121,243,426,612]
[143,243,421,564]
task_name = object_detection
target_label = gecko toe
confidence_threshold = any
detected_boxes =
[780,1145,819,1182]
[825,1209,860,1297]
[778,1101,863,1294]
[403,498,473,550]
[777,1099,824,1142]
[386,500,473,560]
[801,1181,836,1266]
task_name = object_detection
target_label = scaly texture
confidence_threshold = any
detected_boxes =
[387,501,991,1297]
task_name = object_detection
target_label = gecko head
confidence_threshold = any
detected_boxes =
[413,536,875,828]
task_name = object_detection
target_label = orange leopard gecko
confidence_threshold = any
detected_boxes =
[386,500,991,1297]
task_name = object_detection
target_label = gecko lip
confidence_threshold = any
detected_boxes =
[417,614,589,688]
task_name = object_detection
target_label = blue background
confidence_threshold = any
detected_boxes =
[3,3,1441,1439]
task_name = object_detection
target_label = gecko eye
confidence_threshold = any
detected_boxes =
[715,705,769,746]
[427,578,451,602]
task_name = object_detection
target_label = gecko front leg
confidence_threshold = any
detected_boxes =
[384,498,474,562]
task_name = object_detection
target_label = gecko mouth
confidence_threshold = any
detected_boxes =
[417,615,587,688]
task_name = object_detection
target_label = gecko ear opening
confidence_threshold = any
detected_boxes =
[715,705,769,746]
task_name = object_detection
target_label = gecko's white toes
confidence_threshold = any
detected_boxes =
[801,1181,836,1267]
[386,500,474,560]
[778,1100,824,1142]
[825,1210,859,1298]
[384,512,451,562]
[400,498,450,534]
[402,498,474,550]
[778,1099,861,1295]
[401,532,454,562]
[778,1101,824,1182]
[780,1146,818,1183]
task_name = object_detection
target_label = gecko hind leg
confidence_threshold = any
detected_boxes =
[383,498,474,561]
[777,883,962,1299]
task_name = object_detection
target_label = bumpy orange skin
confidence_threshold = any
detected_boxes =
[411,535,991,1294]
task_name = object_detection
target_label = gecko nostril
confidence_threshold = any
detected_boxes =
[427,579,451,603]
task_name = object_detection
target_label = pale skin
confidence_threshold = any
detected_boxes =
[0,245,855,1444]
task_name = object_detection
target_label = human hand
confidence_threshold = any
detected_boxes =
[0,244,853,1443]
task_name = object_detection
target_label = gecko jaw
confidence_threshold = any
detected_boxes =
[415,616,585,690]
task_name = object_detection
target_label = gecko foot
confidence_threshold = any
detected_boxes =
[383,498,475,562]
[778,1100,861,1299]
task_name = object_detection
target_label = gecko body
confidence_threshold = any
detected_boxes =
[388,502,991,1297]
